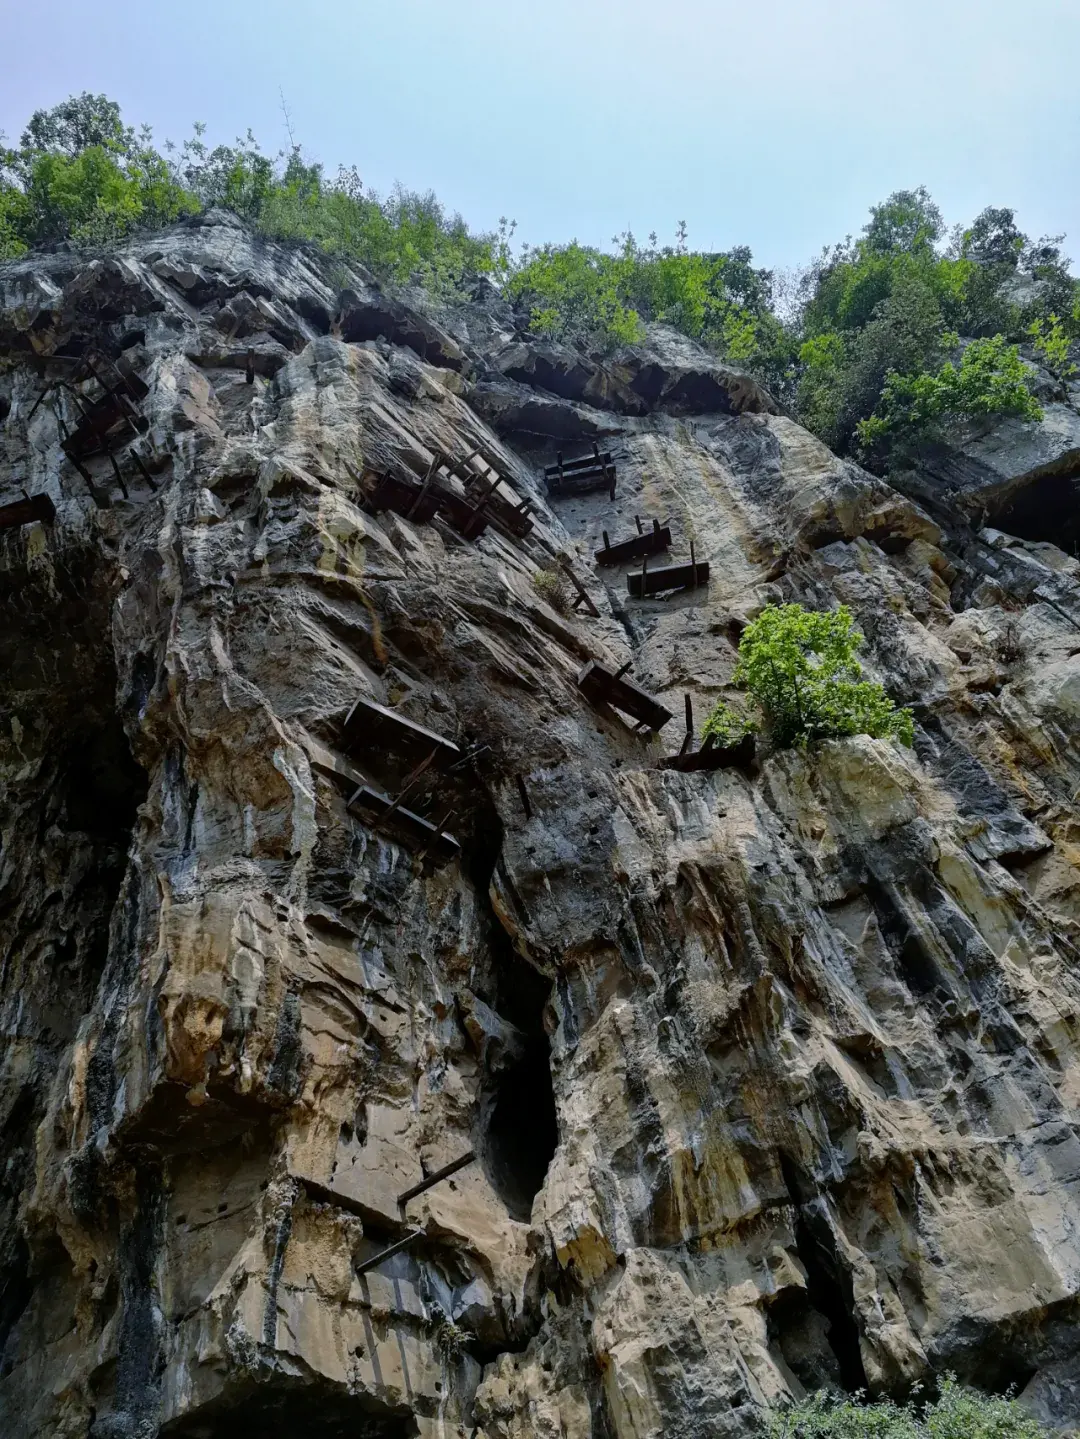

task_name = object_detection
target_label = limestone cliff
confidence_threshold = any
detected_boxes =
[4,210,1080,1438]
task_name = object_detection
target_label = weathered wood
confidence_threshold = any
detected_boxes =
[516,774,533,820]
[462,472,534,538]
[355,1228,425,1276]
[544,444,616,497]
[398,1151,476,1207]
[342,694,461,770]
[660,732,756,772]
[558,558,601,617]
[429,476,491,540]
[627,559,710,598]
[0,494,56,529]
[347,785,460,864]
[363,469,441,523]
[576,660,673,732]
[595,520,671,566]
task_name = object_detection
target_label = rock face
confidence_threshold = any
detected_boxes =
[5,210,1080,1437]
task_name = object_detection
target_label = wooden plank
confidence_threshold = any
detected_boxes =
[355,1229,425,1276]
[342,695,461,770]
[544,445,616,498]
[429,476,490,540]
[462,473,534,538]
[363,469,441,523]
[595,521,671,566]
[627,559,710,599]
[347,785,460,864]
[543,446,614,478]
[660,733,755,772]
[576,660,673,732]
[0,494,56,529]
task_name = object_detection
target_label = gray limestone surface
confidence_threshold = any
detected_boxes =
[4,211,1080,1437]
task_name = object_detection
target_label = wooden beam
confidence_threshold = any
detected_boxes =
[594,522,671,567]
[398,1151,476,1207]
[627,559,710,599]
[0,494,55,529]
[558,558,600,617]
[355,1229,425,1276]
[576,660,673,732]
[347,785,460,865]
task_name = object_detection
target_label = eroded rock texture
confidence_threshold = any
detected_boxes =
[4,211,1080,1437]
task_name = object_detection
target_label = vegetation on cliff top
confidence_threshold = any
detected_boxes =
[3,94,1076,472]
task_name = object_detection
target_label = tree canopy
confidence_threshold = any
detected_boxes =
[2,93,1075,469]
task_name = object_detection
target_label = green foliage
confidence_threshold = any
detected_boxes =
[1028,312,1078,381]
[506,228,792,382]
[0,94,498,301]
[431,1316,470,1361]
[792,189,1074,462]
[857,336,1042,465]
[733,604,913,749]
[2,95,1075,455]
[0,92,195,256]
[701,700,754,748]
[759,1376,1049,1439]
[506,240,644,349]
[532,567,572,613]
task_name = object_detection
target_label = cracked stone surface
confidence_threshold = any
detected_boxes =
[5,210,1080,1436]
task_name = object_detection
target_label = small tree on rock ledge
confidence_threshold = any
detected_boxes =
[733,603,913,749]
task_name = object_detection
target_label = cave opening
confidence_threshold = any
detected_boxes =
[777,1153,868,1394]
[989,471,1080,552]
[460,791,559,1224]
[158,1383,418,1439]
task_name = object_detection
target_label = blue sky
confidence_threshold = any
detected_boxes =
[4,0,1079,270]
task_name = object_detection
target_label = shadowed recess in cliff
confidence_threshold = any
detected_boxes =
[774,1153,868,1394]
[158,1382,419,1438]
[989,470,1080,552]
[463,796,559,1223]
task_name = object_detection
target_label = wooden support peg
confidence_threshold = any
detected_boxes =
[516,775,533,820]
[614,661,633,680]
[369,749,438,835]
[635,515,644,535]
[602,530,611,552]
[680,694,694,756]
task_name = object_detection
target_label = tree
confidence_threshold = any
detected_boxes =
[733,604,913,748]
[857,335,1042,467]
[862,186,944,257]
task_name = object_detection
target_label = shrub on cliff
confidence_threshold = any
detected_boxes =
[856,335,1042,467]
[733,603,913,749]
[792,187,1076,464]
[760,1376,1049,1439]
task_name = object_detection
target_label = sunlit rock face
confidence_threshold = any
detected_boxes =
[4,210,1080,1438]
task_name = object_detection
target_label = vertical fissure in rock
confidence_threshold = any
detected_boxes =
[778,1153,868,1394]
[462,798,559,1224]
